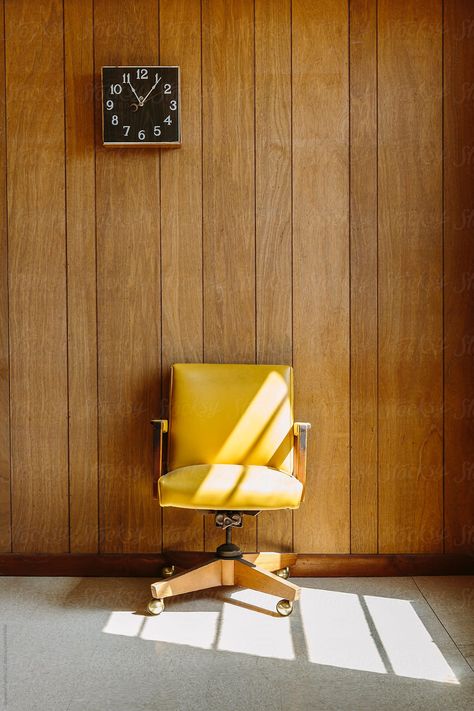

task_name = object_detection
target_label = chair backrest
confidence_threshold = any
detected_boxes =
[167,363,294,474]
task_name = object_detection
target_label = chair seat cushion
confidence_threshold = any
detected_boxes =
[158,464,303,511]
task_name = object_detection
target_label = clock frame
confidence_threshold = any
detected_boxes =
[101,65,181,147]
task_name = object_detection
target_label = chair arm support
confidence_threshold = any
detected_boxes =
[293,422,311,500]
[151,419,168,499]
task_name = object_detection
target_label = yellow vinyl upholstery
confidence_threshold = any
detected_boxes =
[159,363,302,511]
[159,464,303,510]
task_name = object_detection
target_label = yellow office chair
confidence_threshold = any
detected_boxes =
[148,363,310,617]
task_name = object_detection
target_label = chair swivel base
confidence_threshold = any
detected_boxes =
[148,552,299,617]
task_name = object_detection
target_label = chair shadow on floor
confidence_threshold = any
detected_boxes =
[62,576,279,617]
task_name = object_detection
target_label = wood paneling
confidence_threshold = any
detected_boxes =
[444,0,474,553]
[0,0,10,552]
[94,0,162,552]
[64,0,98,553]
[6,0,69,553]
[378,0,443,553]
[0,0,471,560]
[160,0,204,552]
[255,0,292,552]
[202,0,256,552]
[293,0,350,553]
[350,0,378,553]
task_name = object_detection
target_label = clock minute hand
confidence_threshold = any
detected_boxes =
[140,77,161,106]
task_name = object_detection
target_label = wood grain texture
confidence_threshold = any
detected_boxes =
[202,0,256,552]
[0,0,10,552]
[234,559,300,600]
[151,559,223,599]
[94,0,162,552]
[0,0,471,560]
[292,0,350,553]
[64,0,98,553]
[6,0,69,553]
[160,0,204,552]
[444,0,474,553]
[255,0,292,553]
[378,0,443,553]
[291,553,474,577]
[349,0,378,553]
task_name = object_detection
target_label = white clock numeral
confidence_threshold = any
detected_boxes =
[164,83,171,94]
[137,68,148,79]
[154,126,161,137]
[122,72,130,83]
[111,115,118,126]
[169,100,177,111]
[155,73,161,83]
[164,115,172,125]
[123,125,130,137]
[138,129,146,141]
[110,84,122,95]
[106,99,114,110]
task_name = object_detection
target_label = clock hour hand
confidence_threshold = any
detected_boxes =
[140,77,161,106]
[127,80,141,105]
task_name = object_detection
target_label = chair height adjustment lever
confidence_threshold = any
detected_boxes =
[215,512,243,529]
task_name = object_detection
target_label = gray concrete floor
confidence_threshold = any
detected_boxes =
[0,575,473,710]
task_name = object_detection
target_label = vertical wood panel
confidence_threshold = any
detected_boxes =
[444,0,474,553]
[378,0,443,553]
[350,0,378,553]
[0,0,10,552]
[6,0,69,552]
[0,0,471,558]
[202,0,256,552]
[64,0,98,553]
[94,0,161,552]
[255,0,292,552]
[160,0,204,552]
[293,0,350,553]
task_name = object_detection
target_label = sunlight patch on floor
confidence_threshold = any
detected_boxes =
[103,611,144,638]
[299,588,386,674]
[142,611,220,650]
[364,595,459,684]
[218,590,294,660]
[101,586,459,684]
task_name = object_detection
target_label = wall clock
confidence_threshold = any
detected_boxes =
[101,66,181,146]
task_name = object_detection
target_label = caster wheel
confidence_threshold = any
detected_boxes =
[275,566,290,580]
[147,598,165,616]
[161,565,175,578]
[276,599,293,617]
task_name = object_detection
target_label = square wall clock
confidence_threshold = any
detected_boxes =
[101,66,181,146]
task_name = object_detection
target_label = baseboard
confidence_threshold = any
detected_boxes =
[291,553,474,576]
[0,553,472,577]
[0,554,166,576]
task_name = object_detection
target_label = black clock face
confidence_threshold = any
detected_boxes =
[101,66,180,146]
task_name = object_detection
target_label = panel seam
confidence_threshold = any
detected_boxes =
[3,0,12,553]
[290,0,295,554]
[92,0,100,554]
[441,0,445,555]
[62,0,71,554]
[200,0,205,552]
[253,0,258,552]
[348,0,352,555]
[158,0,164,554]
[375,0,380,555]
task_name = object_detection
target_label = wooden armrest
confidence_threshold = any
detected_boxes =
[151,419,168,499]
[293,422,311,500]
